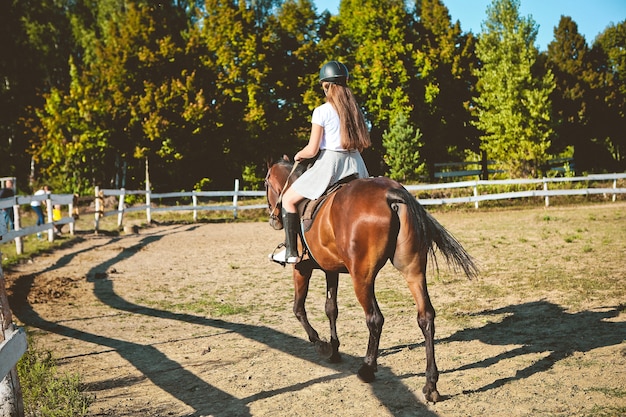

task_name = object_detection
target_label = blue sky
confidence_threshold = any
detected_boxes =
[313,0,626,51]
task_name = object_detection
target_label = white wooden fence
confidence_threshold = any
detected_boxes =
[405,173,626,209]
[95,173,626,230]
[0,193,76,255]
[94,179,267,231]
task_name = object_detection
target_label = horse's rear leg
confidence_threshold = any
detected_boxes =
[352,280,384,383]
[415,285,440,403]
[401,264,441,403]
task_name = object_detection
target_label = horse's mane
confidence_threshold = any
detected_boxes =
[272,158,308,179]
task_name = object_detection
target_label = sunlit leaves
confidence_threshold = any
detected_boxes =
[473,0,555,177]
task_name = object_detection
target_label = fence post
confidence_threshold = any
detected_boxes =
[12,203,22,256]
[192,192,198,222]
[233,179,239,219]
[45,193,54,242]
[543,179,549,207]
[94,186,101,233]
[146,190,152,224]
[613,178,617,202]
[68,197,75,236]
[0,252,26,417]
[117,188,125,228]
[473,182,479,209]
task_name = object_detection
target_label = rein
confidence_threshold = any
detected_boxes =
[267,161,300,221]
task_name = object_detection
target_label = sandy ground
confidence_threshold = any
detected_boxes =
[3,204,626,417]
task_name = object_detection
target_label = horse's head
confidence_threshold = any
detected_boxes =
[264,159,292,230]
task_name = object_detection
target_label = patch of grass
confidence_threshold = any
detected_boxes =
[588,386,626,398]
[581,405,626,417]
[376,288,410,308]
[18,334,93,417]
[1,233,79,268]
[564,233,581,243]
[136,295,252,316]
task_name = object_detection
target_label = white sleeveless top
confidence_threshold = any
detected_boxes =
[311,102,343,151]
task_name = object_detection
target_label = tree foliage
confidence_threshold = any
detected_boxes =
[472,0,555,177]
[593,20,626,168]
[415,0,479,173]
[382,112,426,181]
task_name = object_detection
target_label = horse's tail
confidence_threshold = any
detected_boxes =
[388,187,478,279]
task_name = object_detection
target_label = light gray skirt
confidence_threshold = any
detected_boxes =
[291,149,369,200]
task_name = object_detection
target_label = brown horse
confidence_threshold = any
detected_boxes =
[265,160,477,403]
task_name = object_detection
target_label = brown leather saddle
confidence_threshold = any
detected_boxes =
[296,173,358,233]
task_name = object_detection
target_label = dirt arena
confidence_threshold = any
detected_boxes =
[4,203,626,416]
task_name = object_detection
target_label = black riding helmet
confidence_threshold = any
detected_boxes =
[319,61,349,86]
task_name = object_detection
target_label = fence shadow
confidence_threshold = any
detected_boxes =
[8,225,439,417]
[439,300,626,394]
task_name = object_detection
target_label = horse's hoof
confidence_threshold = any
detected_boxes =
[423,386,441,403]
[328,352,342,363]
[314,341,333,359]
[357,364,376,383]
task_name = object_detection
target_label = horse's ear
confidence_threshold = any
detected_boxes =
[282,154,290,162]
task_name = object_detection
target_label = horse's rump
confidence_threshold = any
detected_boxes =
[303,176,477,278]
[302,177,404,271]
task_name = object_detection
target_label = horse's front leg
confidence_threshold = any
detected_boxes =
[323,271,341,362]
[292,263,322,345]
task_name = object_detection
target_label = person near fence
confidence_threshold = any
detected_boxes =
[270,61,371,264]
[31,185,50,238]
[53,204,64,236]
[0,179,15,231]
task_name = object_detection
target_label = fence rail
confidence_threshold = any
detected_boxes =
[0,325,27,381]
[93,179,267,231]
[0,252,27,412]
[3,174,624,243]
[405,173,626,208]
[0,193,76,254]
[92,173,626,231]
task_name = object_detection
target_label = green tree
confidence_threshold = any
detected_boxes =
[256,0,325,162]
[414,0,480,176]
[592,20,626,170]
[0,0,73,189]
[35,2,204,191]
[382,112,426,182]
[545,16,590,157]
[337,0,428,176]
[35,59,112,194]
[195,0,278,186]
[472,0,555,177]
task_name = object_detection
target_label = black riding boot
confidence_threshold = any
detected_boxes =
[271,209,300,264]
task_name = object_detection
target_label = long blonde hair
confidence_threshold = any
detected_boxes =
[323,82,371,152]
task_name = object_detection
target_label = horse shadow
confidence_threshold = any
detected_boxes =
[438,300,626,394]
[8,225,439,417]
